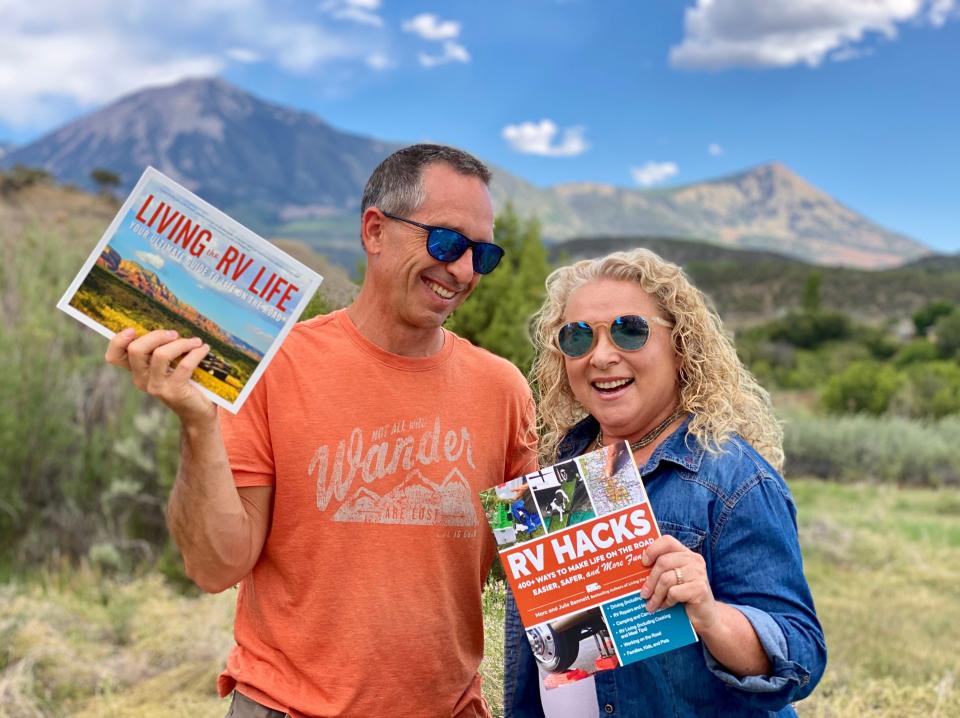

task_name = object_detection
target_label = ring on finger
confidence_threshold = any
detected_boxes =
[674,566,684,585]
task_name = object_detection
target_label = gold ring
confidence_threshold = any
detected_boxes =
[674,567,684,585]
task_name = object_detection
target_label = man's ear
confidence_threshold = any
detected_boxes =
[361,207,386,256]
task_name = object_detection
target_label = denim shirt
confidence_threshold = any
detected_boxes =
[504,416,826,718]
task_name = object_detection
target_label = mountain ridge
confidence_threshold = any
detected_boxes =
[2,77,929,269]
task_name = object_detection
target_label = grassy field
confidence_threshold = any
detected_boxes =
[1,480,958,717]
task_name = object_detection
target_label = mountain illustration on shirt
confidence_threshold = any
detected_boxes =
[333,468,479,526]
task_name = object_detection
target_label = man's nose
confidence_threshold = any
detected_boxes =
[447,249,475,284]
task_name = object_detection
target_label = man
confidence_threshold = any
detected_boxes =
[106,145,537,717]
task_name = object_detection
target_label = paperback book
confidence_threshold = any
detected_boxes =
[481,441,698,688]
[57,167,323,413]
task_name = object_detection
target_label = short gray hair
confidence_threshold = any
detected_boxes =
[360,144,492,216]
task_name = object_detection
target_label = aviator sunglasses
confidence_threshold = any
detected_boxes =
[382,212,505,275]
[557,314,674,358]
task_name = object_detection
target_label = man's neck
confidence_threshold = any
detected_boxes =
[346,289,445,357]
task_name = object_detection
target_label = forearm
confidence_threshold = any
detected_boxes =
[697,602,772,678]
[167,415,260,592]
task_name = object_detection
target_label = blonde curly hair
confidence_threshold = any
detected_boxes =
[530,248,784,470]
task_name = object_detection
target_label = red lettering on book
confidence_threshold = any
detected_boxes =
[277,283,299,312]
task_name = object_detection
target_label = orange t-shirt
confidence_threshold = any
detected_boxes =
[216,310,537,718]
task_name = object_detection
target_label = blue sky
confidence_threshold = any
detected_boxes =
[1,1,958,252]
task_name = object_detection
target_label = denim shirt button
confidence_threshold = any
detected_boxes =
[603,704,615,714]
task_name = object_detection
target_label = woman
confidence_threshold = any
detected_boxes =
[504,249,826,717]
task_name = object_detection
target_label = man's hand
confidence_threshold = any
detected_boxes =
[105,328,216,425]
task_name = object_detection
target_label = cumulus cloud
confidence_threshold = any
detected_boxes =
[402,13,462,40]
[134,251,165,270]
[502,120,588,157]
[631,161,679,187]
[670,0,957,70]
[0,0,374,127]
[322,0,384,27]
[708,142,724,156]
[402,13,470,68]
[418,42,471,68]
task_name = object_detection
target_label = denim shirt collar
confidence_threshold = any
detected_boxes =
[559,413,705,476]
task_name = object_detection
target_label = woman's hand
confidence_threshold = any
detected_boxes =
[640,535,719,633]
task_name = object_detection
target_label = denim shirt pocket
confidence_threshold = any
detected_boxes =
[657,520,706,554]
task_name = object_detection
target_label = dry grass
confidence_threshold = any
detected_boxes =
[792,480,960,717]
[1,481,958,717]
[0,569,233,718]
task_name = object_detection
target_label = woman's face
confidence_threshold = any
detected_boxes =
[562,278,681,443]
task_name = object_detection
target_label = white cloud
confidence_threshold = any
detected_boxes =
[631,161,679,187]
[929,0,957,25]
[708,142,724,156]
[502,120,589,157]
[0,0,375,127]
[401,13,470,69]
[322,0,384,27]
[418,41,471,68]
[670,0,957,70]
[402,13,461,40]
[135,251,165,270]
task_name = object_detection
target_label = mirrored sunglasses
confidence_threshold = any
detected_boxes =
[382,212,505,275]
[557,314,673,358]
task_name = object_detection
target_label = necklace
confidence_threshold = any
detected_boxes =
[595,407,687,452]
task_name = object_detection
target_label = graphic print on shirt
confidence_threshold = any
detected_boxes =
[307,415,482,528]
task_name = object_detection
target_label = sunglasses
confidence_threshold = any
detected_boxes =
[557,314,673,358]
[382,212,505,275]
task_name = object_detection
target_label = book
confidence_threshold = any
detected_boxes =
[481,441,698,688]
[57,167,323,413]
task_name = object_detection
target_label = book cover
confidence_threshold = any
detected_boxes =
[57,167,323,414]
[481,441,698,688]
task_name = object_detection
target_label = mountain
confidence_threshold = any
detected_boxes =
[3,77,930,269]
[553,235,960,325]
[0,142,13,161]
[1,77,399,232]
[541,164,927,268]
[105,255,262,359]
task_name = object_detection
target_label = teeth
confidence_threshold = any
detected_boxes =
[426,279,455,299]
[595,379,631,390]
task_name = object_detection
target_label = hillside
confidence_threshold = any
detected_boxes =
[2,77,929,270]
[553,235,960,325]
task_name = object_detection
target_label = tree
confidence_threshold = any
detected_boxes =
[801,271,822,313]
[933,309,960,359]
[90,168,121,195]
[912,300,955,336]
[445,204,550,374]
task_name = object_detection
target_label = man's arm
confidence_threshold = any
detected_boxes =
[167,415,273,593]
[106,328,272,593]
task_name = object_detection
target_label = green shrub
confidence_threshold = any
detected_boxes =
[783,411,960,486]
[892,338,939,367]
[933,310,960,359]
[0,228,180,568]
[767,309,852,349]
[891,361,960,419]
[820,360,903,415]
[913,300,955,335]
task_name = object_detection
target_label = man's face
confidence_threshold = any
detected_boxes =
[373,162,494,331]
